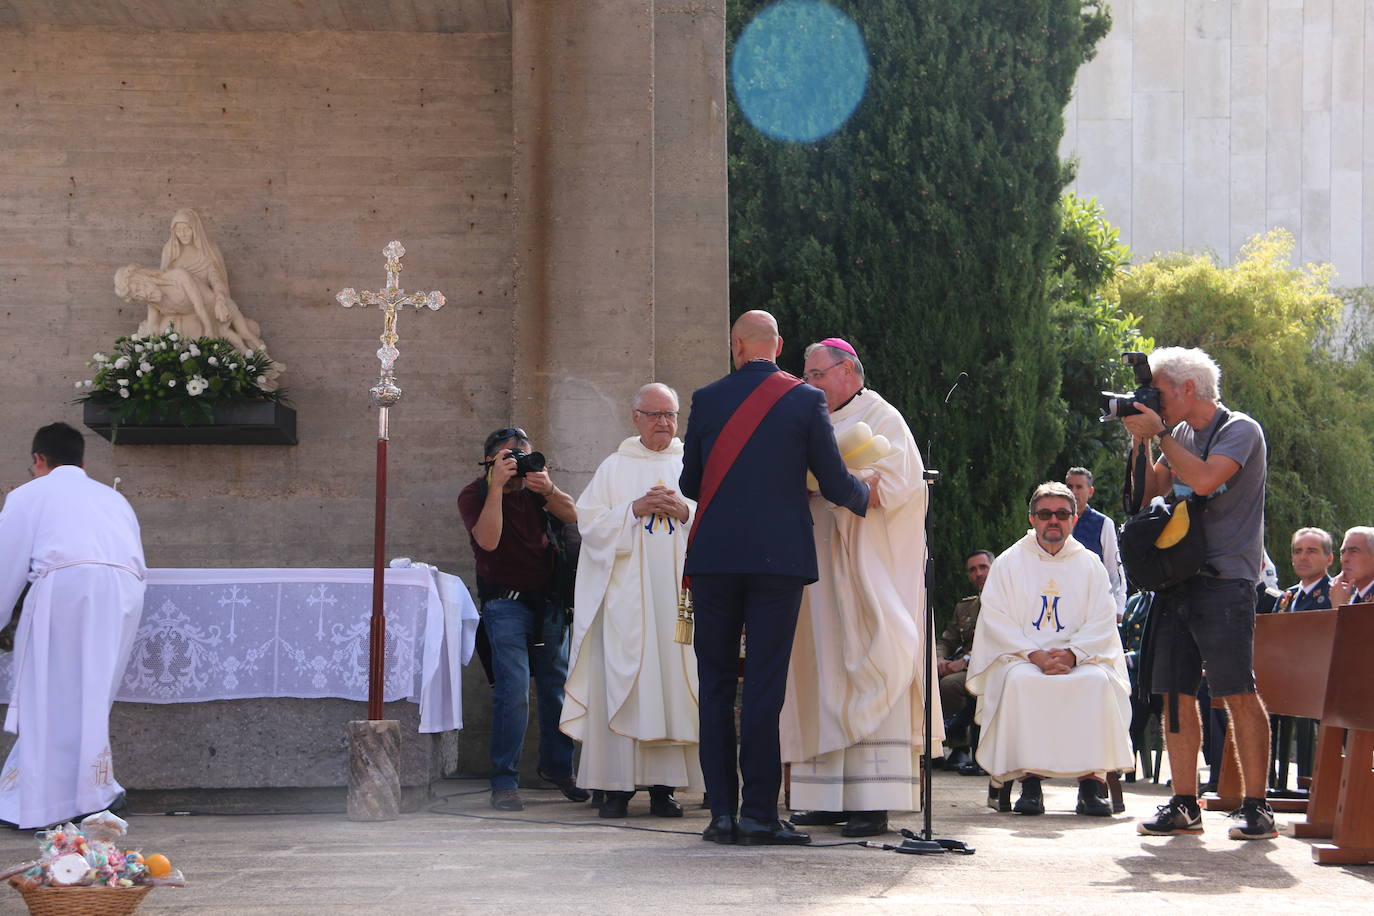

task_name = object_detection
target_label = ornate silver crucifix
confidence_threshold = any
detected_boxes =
[336,240,445,720]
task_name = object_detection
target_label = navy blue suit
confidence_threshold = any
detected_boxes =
[1277,574,1333,612]
[680,360,868,822]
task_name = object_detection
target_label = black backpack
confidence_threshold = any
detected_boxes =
[1119,495,1209,592]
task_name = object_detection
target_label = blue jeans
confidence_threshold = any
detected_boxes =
[482,598,574,791]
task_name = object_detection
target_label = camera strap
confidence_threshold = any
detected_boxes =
[681,369,803,592]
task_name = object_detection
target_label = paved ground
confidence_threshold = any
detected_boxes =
[0,771,1369,914]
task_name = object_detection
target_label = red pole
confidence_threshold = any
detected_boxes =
[369,430,388,720]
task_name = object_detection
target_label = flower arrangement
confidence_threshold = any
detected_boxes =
[75,329,287,426]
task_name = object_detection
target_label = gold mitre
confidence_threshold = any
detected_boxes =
[806,421,891,491]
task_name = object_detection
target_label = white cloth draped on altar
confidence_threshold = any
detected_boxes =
[0,566,478,734]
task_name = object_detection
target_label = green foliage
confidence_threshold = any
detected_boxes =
[1117,229,1374,585]
[1048,193,1151,516]
[76,329,286,427]
[728,0,1109,612]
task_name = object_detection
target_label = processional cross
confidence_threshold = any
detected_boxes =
[336,241,445,720]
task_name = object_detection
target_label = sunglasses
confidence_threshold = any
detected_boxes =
[1032,509,1074,521]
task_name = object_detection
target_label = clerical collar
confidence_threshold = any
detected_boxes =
[836,388,865,411]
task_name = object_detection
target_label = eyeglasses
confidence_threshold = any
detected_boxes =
[804,360,845,382]
[634,409,678,421]
[1032,509,1074,522]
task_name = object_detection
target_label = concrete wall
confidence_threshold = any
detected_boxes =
[1061,0,1374,286]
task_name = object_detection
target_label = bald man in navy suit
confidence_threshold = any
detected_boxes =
[680,310,873,846]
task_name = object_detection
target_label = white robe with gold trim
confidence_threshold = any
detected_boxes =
[560,437,702,791]
[0,466,146,829]
[781,389,942,813]
[966,531,1133,782]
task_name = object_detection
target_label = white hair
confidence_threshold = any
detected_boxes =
[633,382,678,410]
[1344,526,1374,554]
[1149,346,1221,400]
[803,342,865,382]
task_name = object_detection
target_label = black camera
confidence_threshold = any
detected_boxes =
[1100,351,1161,420]
[506,448,546,477]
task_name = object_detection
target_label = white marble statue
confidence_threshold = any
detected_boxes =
[113,209,284,385]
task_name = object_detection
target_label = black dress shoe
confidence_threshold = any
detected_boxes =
[539,769,591,803]
[735,815,811,846]
[988,781,1012,813]
[958,759,988,777]
[1013,777,1044,815]
[788,810,848,826]
[589,789,605,807]
[840,810,888,837]
[1075,780,1112,817]
[946,746,973,770]
[599,790,633,818]
[648,786,683,817]
[702,814,736,844]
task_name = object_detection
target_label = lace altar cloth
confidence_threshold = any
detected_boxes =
[0,566,478,733]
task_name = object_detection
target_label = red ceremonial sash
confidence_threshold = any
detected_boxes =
[683,369,803,589]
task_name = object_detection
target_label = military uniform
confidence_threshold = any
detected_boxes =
[939,595,980,746]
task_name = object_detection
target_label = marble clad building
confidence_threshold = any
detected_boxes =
[1062,0,1374,287]
[0,1,726,797]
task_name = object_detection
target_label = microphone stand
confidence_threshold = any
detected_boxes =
[897,375,974,855]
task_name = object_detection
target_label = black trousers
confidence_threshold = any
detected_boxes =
[690,573,806,822]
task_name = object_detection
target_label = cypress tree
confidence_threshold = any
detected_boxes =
[728,0,1110,614]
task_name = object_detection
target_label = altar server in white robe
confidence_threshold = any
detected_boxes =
[561,383,702,818]
[967,481,1132,817]
[781,338,941,839]
[0,422,146,829]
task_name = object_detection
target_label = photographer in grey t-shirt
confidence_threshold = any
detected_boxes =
[1118,346,1276,841]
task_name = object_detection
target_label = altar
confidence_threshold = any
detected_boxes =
[0,566,478,810]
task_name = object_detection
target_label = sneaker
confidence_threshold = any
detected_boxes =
[1227,799,1277,840]
[1137,797,1203,836]
[490,788,524,811]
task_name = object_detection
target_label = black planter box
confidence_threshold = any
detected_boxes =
[83,400,297,445]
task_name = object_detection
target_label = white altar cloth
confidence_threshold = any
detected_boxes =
[0,567,478,734]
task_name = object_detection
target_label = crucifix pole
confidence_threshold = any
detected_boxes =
[337,241,446,720]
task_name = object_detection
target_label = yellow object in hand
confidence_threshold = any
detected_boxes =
[1154,500,1191,549]
[806,422,892,491]
[145,853,173,878]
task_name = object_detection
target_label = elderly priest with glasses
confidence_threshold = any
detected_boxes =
[966,481,1132,817]
[560,383,703,818]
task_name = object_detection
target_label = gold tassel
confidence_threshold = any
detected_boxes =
[675,587,694,645]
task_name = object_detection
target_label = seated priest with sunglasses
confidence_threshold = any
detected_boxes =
[966,482,1133,817]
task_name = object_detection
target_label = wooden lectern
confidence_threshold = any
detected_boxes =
[1310,606,1374,865]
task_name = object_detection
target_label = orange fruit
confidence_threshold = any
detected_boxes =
[144,853,172,878]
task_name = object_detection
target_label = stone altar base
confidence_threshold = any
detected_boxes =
[0,698,462,814]
[347,719,401,821]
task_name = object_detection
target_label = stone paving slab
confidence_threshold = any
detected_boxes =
[0,772,1369,914]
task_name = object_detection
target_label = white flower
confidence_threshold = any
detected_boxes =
[168,333,179,342]
[139,361,153,373]
[189,345,201,357]
[179,352,191,362]
[186,377,207,396]
[135,369,144,377]
[134,344,145,353]
[114,356,129,369]
[207,356,218,366]
[244,350,254,358]
[74,380,83,389]
[256,375,268,386]
[119,389,130,399]
[93,352,108,363]
[167,379,177,387]
[117,378,129,386]
[228,363,238,370]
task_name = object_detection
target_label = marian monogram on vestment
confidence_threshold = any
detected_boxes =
[1033,580,1066,632]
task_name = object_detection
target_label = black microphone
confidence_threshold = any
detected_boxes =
[943,371,969,405]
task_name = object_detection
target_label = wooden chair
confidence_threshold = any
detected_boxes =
[1310,606,1374,865]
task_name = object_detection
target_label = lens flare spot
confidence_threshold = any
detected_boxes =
[731,0,870,143]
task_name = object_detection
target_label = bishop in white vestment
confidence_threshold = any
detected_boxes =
[561,384,702,817]
[967,482,1132,816]
[0,424,146,829]
[781,340,941,837]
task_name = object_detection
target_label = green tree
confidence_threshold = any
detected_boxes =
[1048,192,1151,519]
[1116,229,1374,586]
[728,0,1110,613]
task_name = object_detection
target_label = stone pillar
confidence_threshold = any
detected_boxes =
[509,0,728,495]
[347,719,401,821]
